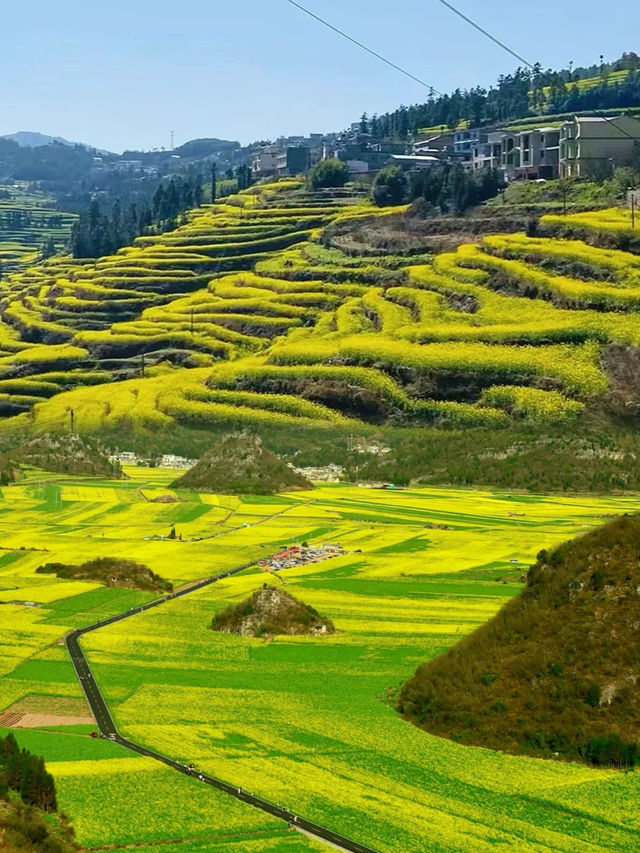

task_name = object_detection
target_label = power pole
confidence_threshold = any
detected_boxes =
[170,130,175,151]
[141,352,146,378]
[69,409,75,434]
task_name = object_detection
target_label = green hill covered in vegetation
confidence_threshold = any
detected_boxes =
[397,514,640,768]
[36,556,172,592]
[171,431,312,495]
[0,432,120,483]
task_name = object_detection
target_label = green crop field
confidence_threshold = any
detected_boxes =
[0,182,76,272]
[0,470,639,851]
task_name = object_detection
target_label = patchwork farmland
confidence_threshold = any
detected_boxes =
[1,469,639,851]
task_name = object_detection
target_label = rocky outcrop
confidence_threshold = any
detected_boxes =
[211,586,334,637]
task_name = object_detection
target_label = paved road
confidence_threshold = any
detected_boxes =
[65,562,379,853]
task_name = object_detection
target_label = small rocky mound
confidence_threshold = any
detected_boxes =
[0,432,121,483]
[397,514,640,768]
[170,432,312,495]
[37,557,172,592]
[211,586,334,637]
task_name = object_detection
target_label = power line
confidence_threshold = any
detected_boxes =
[434,0,534,69]
[433,0,640,143]
[285,0,444,97]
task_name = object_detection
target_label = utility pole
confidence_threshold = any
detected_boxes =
[170,130,175,151]
[631,190,636,229]
[69,409,75,434]
[141,352,146,378]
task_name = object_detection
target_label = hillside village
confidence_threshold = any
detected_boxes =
[250,112,640,182]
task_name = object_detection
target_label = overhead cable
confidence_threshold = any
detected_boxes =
[285,0,444,97]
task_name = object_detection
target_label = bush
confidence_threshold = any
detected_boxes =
[307,159,348,190]
[372,166,408,207]
[583,734,638,768]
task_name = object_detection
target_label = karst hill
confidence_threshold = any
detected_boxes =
[398,513,640,767]
[211,586,334,637]
[171,432,312,494]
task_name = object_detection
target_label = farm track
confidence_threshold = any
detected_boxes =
[65,559,380,853]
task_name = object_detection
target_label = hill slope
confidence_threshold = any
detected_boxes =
[171,432,312,494]
[0,432,121,482]
[211,586,335,637]
[36,556,172,592]
[397,513,640,767]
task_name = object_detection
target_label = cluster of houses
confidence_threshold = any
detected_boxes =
[251,126,406,180]
[289,463,344,483]
[420,113,640,180]
[258,543,347,572]
[110,451,197,470]
[252,113,640,183]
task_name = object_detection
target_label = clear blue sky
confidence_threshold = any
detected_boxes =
[1,0,638,152]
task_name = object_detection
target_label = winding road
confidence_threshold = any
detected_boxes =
[65,561,380,853]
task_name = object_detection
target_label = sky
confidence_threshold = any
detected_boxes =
[1,0,639,153]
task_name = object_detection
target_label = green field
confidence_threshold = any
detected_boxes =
[0,470,638,851]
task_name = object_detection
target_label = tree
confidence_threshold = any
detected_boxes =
[307,158,348,189]
[210,162,217,204]
[372,166,408,207]
[40,237,56,261]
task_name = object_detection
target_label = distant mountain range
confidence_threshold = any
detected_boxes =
[1,131,108,153]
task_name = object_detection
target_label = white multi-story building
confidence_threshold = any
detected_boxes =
[559,115,640,178]
[251,145,281,177]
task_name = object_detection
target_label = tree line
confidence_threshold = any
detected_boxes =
[0,732,57,812]
[361,52,640,141]
[372,164,503,214]
[70,171,204,258]
[70,162,256,258]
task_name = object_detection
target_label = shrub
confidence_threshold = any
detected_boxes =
[372,166,409,207]
[307,159,349,190]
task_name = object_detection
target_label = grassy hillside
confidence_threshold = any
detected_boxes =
[398,513,640,767]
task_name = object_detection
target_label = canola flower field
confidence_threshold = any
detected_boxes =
[0,178,639,430]
[0,468,639,852]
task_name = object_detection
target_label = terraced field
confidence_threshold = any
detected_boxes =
[0,471,638,852]
[0,180,639,434]
[0,183,76,272]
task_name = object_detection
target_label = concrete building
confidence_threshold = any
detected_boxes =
[276,146,311,176]
[252,145,280,177]
[453,128,481,163]
[559,115,640,178]
[497,127,561,179]
[470,131,505,172]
